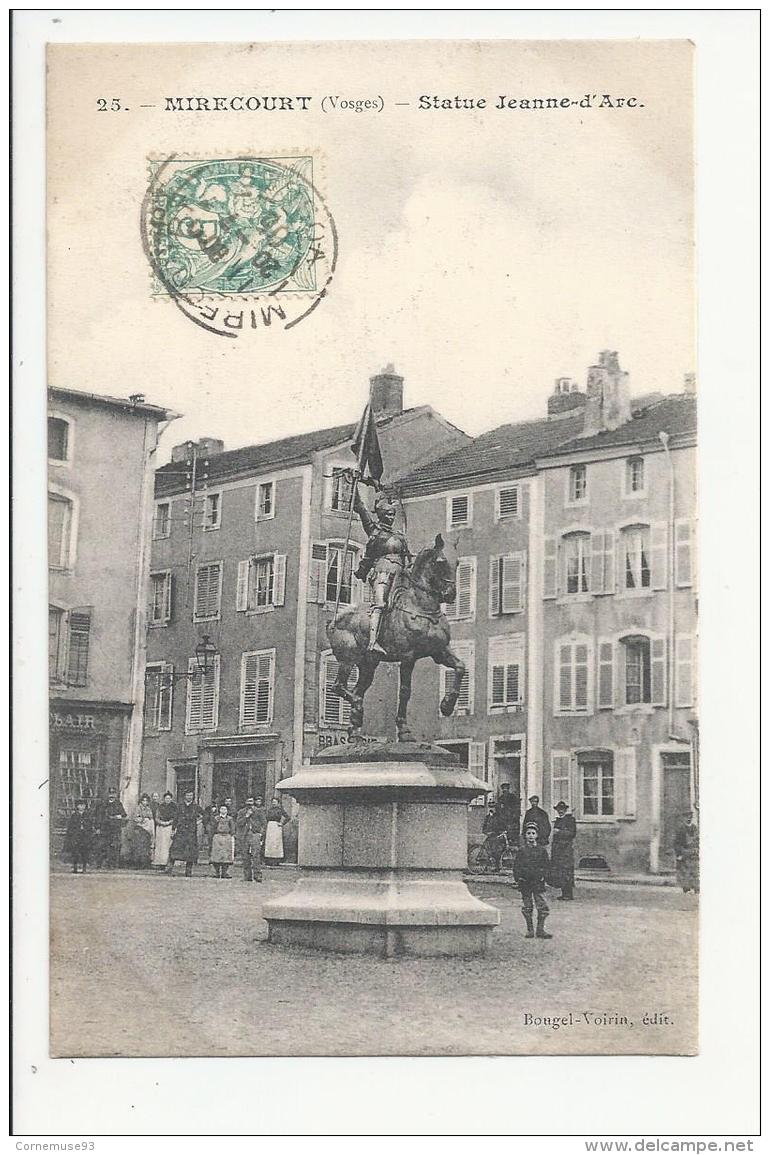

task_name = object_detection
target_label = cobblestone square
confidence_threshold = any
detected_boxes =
[50,868,697,1057]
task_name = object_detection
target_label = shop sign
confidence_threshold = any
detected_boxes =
[316,731,384,750]
[49,711,97,731]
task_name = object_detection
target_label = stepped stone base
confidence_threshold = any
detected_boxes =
[262,742,500,958]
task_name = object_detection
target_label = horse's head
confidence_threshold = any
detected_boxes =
[413,533,457,605]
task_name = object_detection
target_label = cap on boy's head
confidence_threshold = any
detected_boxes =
[524,823,539,835]
[163,791,173,799]
[528,795,539,804]
[555,801,569,812]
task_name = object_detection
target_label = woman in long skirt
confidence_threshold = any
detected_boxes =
[263,798,289,865]
[209,805,236,878]
[152,791,177,868]
[125,793,155,867]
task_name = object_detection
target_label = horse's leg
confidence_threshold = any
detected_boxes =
[396,658,416,742]
[349,655,378,734]
[435,647,467,717]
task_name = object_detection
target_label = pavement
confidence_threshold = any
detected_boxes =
[49,865,698,1059]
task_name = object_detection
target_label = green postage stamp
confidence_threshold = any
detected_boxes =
[142,155,337,337]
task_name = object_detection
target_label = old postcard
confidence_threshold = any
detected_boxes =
[43,36,702,1063]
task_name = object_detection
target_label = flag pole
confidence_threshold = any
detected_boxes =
[331,393,372,627]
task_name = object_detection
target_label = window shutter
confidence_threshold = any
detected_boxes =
[309,542,327,603]
[497,486,519,519]
[603,531,616,593]
[557,643,572,711]
[675,634,695,707]
[650,636,667,706]
[272,554,286,606]
[256,651,275,723]
[240,653,259,725]
[236,560,250,611]
[501,553,524,613]
[675,519,693,587]
[551,751,572,810]
[66,609,91,686]
[650,522,668,590]
[488,556,501,617]
[597,639,615,708]
[165,573,174,622]
[449,494,470,527]
[188,656,219,731]
[195,563,222,619]
[322,653,355,726]
[441,641,474,714]
[447,559,474,620]
[614,748,637,818]
[574,642,590,711]
[468,740,486,783]
[590,532,606,594]
[243,651,275,725]
[543,537,557,598]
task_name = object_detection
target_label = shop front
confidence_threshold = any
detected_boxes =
[197,736,283,808]
[49,700,131,852]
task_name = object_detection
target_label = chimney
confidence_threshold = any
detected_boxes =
[582,350,631,435]
[170,437,225,463]
[369,364,404,416]
[547,377,587,419]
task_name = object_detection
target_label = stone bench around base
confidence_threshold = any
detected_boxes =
[261,746,500,958]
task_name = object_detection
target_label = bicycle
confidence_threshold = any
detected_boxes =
[467,830,516,875]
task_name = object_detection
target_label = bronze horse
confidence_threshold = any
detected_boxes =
[326,534,467,741]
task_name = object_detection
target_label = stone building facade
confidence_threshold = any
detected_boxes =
[48,387,177,846]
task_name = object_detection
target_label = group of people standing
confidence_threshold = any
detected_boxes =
[481,792,577,941]
[64,789,292,879]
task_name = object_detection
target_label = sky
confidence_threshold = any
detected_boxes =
[47,39,694,462]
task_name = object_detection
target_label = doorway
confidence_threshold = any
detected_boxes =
[212,761,269,809]
[172,763,197,803]
[661,751,692,863]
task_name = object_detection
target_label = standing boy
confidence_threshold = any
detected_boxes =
[64,799,94,874]
[513,823,553,939]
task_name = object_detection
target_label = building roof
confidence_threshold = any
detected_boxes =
[396,392,697,495]
[154,405,446,497]
[538,393,697,459]
[396,410,587,494]
[49,386,179,421]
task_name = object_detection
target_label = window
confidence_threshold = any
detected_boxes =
[186,655,220,732]
[567,464,588,504]
[240,650,275,726]
[65,610,91,686]
[48,416,70,462]
[236,554,286,612]
[203,491,222,530]
[447,493,472,529]
[256,480,275,521]
[625,456,645,496]
[489,553,526,615]
[308,542,362,606]
[445,557,476,621]
[622,525,651,590]
[563,533,590,595]
[488,635,525,711]
[48,493,73,569]
[555,637,592,714]
[193,562,223,621]
[49,607,65,681]
[149,571,173,626]
[153,501,171,540]
[439,640,475,716]
[580,752,614,817]
[577,749,637,819]
[55,749,100,830]
[328,467,355,513]
[495,485,521,521]
[145,663,174,731]
[320,651,358,726]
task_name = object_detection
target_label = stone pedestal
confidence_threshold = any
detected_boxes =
[262,742,500,957]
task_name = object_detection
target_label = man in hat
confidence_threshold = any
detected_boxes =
[354,485,412,654]
[513,823,553,939]
[235,796,255,864]
[102,786,127,869]
[167,789,203,877]
[550,801,577,899]
[497,782,521,847]
[521,795,551,847]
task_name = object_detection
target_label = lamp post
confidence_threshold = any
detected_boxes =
[146,635,218,686]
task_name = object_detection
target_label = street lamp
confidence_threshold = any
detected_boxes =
[194,634,217,677]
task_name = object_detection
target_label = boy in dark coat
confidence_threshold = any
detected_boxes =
[64,799,94,873]
[513,823,553,939]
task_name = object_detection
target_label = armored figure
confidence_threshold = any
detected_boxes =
[354,488,411,654]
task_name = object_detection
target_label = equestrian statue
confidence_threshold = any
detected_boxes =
[326,476,467,742]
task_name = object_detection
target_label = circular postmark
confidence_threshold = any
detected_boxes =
[141,155,338,338]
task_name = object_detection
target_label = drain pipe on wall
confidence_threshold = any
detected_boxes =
[658,431,678,741]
